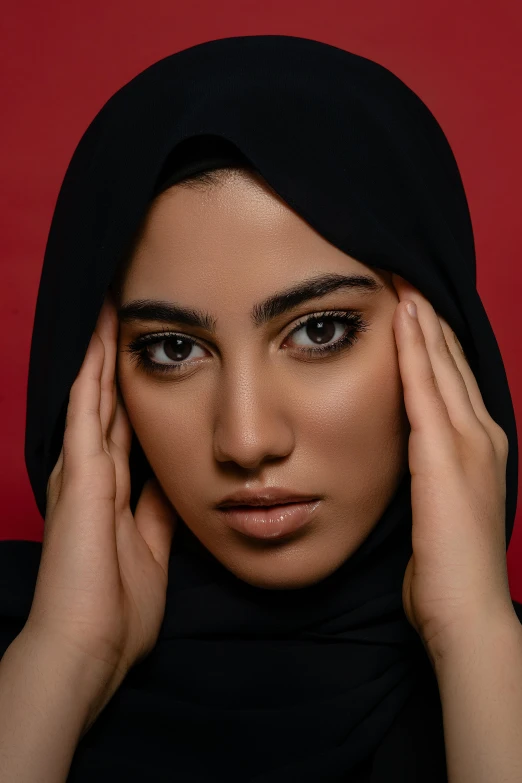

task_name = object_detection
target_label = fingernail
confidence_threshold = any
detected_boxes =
[406,301,417,318]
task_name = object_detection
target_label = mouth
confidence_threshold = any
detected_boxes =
[218,499,321,540]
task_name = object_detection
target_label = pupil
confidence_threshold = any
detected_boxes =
[154,321,342,363]
[164,337,192,361]
[307,319,336,344]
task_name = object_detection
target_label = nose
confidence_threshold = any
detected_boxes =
[212,367,294,470]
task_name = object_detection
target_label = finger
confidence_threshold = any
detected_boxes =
[134,478,178,578]
[108,395,133,514]
[63,332,105,467]
[408,296,482,440]
[108,390,133,457]
[438,318,509,453]
[95,292,119,442]
[393,298,455,450]
[392,274,505,448]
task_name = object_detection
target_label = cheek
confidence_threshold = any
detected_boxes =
[116,366,202,495]
[300,345,408,480]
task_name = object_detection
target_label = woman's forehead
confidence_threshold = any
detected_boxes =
[121,174,389,289]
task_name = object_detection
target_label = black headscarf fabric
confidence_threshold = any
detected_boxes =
[0,34,519,782]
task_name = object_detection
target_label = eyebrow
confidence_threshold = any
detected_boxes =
[118,272,384,333]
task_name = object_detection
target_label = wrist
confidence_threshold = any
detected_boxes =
[426,602,521,677]
[16,623,121,732]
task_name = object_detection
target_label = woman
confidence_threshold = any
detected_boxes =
[0,34,521,782]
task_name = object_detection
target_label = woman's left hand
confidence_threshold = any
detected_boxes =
[391,273,515,665]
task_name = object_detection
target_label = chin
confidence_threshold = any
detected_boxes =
[215,537,354,591]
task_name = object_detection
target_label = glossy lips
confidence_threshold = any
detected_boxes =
[219,500,321,540]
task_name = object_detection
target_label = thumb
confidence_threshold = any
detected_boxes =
[134,477,178,576]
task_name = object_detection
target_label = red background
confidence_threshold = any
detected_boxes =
[2,2,522,599]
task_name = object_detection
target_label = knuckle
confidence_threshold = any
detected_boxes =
[435,333,452,359]
[68,375,83,399]
[471,426,498,459]
[62,447,112,478]
[423,367,440,397]
[63,409,99,445]
[63,459,116,500]
[492,424,509,456]
[478,425,495,448]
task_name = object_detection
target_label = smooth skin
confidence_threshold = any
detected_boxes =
[391,276,513,665]
[115,172,410,592]
[27,171,514,735]
[29,293,178,733]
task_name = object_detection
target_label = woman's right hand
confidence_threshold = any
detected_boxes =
[24,292,178,731]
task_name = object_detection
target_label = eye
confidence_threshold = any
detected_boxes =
[125,333,206,374]
[145,335,207,365]
[124,309,369,376]
[284,310,367,356]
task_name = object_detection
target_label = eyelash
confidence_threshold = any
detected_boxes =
[124,310,370,376]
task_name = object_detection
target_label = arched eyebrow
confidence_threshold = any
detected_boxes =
[118,272,384,333]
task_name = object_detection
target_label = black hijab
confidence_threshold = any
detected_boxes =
[0,34,519,782]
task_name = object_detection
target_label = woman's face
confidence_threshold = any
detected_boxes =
[116,169,410,590]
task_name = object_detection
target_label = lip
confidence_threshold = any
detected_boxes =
[217,488,319,508]
[219,499,321,540]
